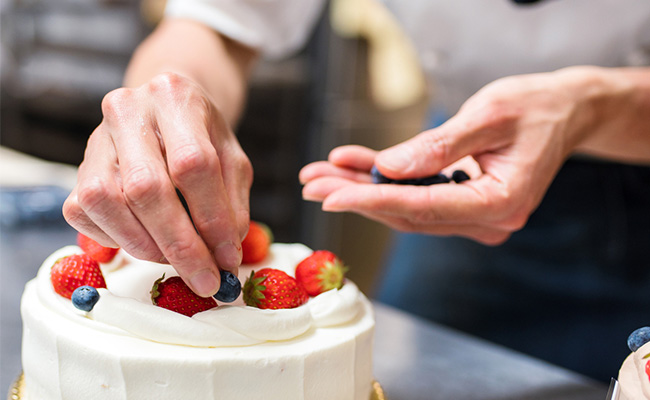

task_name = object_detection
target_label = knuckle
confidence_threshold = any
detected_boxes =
[122,237,163,262]
[148,72,186,94]
[192,213,222,235]
[101,88,133,120]
[62,196,84,227]
[161,239,200,263]
[77,177,113,213]
[122,165,164,208]
[169,145,217,183]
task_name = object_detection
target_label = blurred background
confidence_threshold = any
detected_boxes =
[1,0,430,391]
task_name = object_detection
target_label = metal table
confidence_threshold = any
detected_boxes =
[373,302,607,399]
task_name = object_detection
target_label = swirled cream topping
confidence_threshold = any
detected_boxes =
[36,244,364,347]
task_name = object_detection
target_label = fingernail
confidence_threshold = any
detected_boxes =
[215,242,242,270]
[189,269,219,297]
[379,148,413,172]
[322,198,344,212]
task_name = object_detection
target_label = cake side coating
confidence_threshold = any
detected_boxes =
[20,243,375,400]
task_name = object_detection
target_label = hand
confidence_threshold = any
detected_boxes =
[300,71,591,245]
[63,72,252,296]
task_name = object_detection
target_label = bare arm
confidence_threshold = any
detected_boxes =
[124,18,257,125]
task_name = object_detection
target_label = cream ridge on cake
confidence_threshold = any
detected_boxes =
[20,226,375,400]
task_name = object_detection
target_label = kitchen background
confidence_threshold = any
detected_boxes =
[1,0,429,390]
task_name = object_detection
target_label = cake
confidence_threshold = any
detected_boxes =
[19,240,375,400]
[618,327,650,399]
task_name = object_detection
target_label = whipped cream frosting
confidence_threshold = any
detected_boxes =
[35,244,364,347]
[22,243,375,400]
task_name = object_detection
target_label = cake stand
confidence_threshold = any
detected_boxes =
[8,372,387,400]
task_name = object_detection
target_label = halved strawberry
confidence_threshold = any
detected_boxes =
[243,268,308,309]
[151,274,218,317]
[50,254,107,299]
[241,221,272,264]
[295,250,348,296]
[77,232,119,263]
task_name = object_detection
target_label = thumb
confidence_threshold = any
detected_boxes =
[374,118,495,179]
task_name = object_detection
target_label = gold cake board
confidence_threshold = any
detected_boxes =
[9,373,386,400]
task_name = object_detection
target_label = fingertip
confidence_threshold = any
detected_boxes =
[188,269,220,298]
[214,241,242,271]
[375,146,415,176]
[298,165,311,185]
[301,183,323,202]
[321,192,347,212]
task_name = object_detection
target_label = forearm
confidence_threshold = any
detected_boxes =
[560,66,650,165]
[123,18,258,126]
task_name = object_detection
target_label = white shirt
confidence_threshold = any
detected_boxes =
[166,0,650,113]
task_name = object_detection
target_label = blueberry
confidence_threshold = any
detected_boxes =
[627,326,650,352]
[413,174,451,185]
[451,170,471,183]
[213,270,241,303]
[71,286,100,312]
[370,166,393,184]
[371,165,452,186]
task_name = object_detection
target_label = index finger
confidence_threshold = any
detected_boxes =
[151,76,243,274]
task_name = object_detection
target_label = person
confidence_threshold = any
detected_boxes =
[62,0,650,381]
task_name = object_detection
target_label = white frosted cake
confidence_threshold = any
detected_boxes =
[20,243,375,400]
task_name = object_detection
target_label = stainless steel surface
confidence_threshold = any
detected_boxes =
[1,186,608,399]
[373,303,607,400]
[606,378,620,400]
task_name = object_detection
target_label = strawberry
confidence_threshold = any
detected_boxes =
[241,221,272,264]
[646,359,650,383]
[242,268,308,309]
[295,250,348,296]
[50,254,107,299]
[77,232,119,263]
[150,274,217,317]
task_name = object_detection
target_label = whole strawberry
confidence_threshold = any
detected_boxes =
[241,221,272,264]
[295,250,348,296]
[50,254,107,299]
[243,268,308,309]
[151,275,218,317]
[77,232,119,263]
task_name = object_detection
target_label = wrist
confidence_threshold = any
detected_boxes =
[554,65,650,163]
